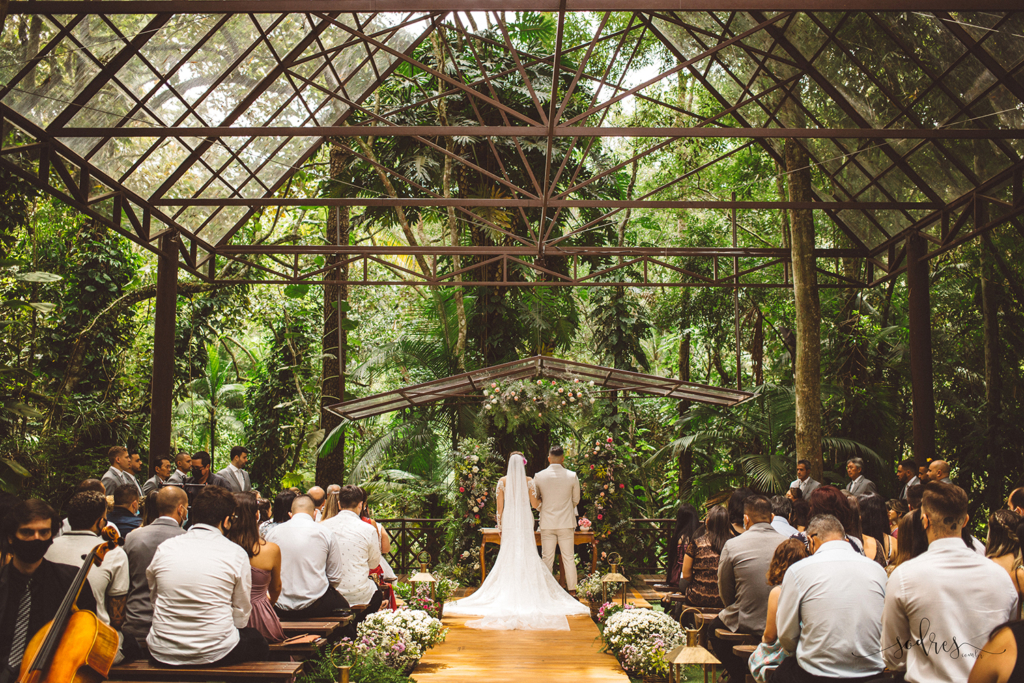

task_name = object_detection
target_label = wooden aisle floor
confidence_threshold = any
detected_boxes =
[413,614,630,683]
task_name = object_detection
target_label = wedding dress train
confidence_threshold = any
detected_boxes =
[444,453,589,630]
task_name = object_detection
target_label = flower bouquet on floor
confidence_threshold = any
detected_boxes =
[602,607,684,681]
[575,571,605,620]
[351,608,446,675]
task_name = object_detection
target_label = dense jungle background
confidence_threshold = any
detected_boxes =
[1,12,1022,571]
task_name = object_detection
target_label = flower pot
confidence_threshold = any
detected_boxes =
[437,602,445,620]
[641,675,668,683]
[589,601,601,621]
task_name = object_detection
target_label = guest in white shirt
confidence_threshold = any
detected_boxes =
[307,486,326,521]
[45,491,130,634]
[264,495,347,620]
[790,459,820,498]
[770,495,800,538]
[56,479,116,538]
[146,485,268,666]
[775,514,888,681]
[320,485,383,622]
[882,483,1017,683]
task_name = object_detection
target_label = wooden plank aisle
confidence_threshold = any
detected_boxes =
[414,615,629,683]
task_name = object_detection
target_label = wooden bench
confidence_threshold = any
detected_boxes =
[714,628,760,645]
[268,636,326,660]
[309,614,355,627]
[108,660,303,683]
[280,621,339,637]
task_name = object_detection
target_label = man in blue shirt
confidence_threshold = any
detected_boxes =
[107,484,142,540]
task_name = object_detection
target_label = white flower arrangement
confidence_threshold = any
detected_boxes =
[355,615,423,671]
[602,608,683,677]
[359,609,447,657]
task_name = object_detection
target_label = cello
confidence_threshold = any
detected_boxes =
[16,525,120,683]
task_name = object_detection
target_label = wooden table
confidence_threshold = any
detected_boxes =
[479,528,597,585]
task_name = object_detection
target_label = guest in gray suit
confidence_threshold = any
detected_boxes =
[143,456,175,496]
[216,446,252,493]
[122,486,187,645]
[709,494,785,683]
[101,445,143,497]
[844,457,878,496]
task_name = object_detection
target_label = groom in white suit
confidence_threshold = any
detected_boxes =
[532,445,581,592]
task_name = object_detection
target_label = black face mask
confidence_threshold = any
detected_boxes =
[10,537,53,564]
[191,466,204,479]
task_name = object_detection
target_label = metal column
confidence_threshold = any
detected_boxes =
[906,232,935,466]
[148,234,179,470]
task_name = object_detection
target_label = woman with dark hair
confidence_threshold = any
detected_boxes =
[790,499,811,531]
[227,492,284,643]
[888,509,928,576]
[887,499,908,536]
[667,503,702,587]
[967,619,1024,683]
[260,490,296,537]
[785,487,803,502]
[808,486,854,533]
[986,511,1024,616]
[681,506,730,608]
[727,488,754,537]
[859,494,897,567]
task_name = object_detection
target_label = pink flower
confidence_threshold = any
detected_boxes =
[459,487,465,492]
[598,515,604,521]
[590,465,594,469]
[607,437,613,443]
[619,483,625,489]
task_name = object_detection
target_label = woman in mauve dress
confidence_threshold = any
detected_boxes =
[228,491,285,642]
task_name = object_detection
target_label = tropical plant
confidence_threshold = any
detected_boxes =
[175,342,246,460]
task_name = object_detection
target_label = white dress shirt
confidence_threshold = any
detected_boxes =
[45,530,130,625]
[777,540,888,678]
[146,523,252,666]
[320,510,381,605]
[882,537,1017,683]
[224,463,249,491]
[264,513,344,611]
[771,515,800,538]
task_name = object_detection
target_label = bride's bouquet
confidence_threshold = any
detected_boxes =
[602,608,684,678]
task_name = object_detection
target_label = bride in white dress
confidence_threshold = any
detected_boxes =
[445,451,589,630]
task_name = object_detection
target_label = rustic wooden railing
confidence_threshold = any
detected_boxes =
[377,517,675,575]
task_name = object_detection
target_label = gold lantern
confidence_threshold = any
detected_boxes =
[409,551,437,600]
[601,552,628,606]
[664,608,720,683]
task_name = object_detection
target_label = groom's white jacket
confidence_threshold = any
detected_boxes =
[533,463,581,530]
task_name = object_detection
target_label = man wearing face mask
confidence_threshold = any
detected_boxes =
[106,484,143,540]
[146,486,267,666]
[122,486,188,647]
[184,451,230,505]
[0,499,98,683]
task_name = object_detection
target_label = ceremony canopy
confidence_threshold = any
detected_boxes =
[327,355,754,421]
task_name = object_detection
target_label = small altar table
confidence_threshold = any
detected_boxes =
[479,528,597,585]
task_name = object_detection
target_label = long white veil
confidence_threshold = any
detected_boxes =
[445,453,589,630]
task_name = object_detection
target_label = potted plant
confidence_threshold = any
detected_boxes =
[575,571,605,620]
[602,607,684,682]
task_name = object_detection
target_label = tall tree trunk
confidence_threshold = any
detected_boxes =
[786,138,823,481]
[753,307,764,386]
[981,236,1003,510]
[318,142,350,486]
[678,331,693,501]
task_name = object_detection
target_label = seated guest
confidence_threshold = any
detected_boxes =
[307,486,326,521]
[358,488,397,607]
[147,486,268,666]
[681,506,729,608]
[320,491,341,522]
[667,504,702,588]
[775,514,888,682]
[858,494,896,567]
[140,492,161,527]
[883,483,1017,682]
[45,492,130,633]
[986,510,1024,614]
[264,495,347,620]
[107,484,142,540]
[967,619,1024,683]
[808,486,856,549]
[790,499,810,533]
[727,487,755,537]
[1,499,98,682]
[888,510,927,576]
[123,486,187,646]
[260,489,296,537]
[228,492,284,642]
[906,483,924,511]
[321,485,384,621]
[143,455,175,496]
[886,499,908,536]
[709,495,784,683]
[770,496,799,538]
[58,478,116,537]
[754,539,807,681]
[785,487,803,502]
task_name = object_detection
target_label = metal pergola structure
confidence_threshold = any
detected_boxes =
[1,2,1022,463]
[328,355,753,420]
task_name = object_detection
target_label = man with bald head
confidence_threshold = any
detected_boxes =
[927,459,952,484]
[264,495,346,620]
[122,486,188,645]
[307,486,326,521]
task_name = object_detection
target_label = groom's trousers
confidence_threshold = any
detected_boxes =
[540,527,578,590]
